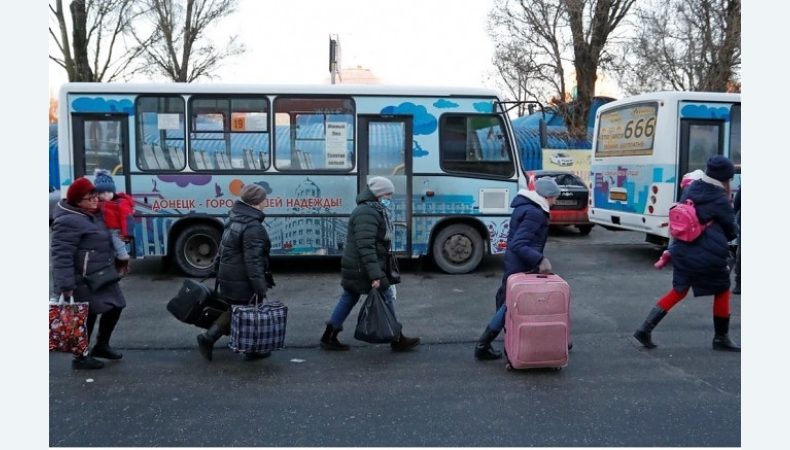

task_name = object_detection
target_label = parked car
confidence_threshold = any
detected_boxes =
[528,170,594,235]
[550,152,574,166]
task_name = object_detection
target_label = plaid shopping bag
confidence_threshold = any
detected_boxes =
[229,298,287,353]
[49,296,90,356]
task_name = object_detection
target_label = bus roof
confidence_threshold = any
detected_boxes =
[59,82,503,98]
[599,91,740,112]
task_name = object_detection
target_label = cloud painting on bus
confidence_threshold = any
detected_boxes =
[71,97,134,115]
[379,102,437,135]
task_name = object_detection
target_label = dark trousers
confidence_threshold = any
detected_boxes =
[86,307,123,343]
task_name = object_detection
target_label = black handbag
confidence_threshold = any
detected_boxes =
[167,278,229,330]
[81,253,121,292]
[385,253,401,284]
[354,288,402,343]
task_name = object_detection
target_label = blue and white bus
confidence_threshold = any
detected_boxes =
[58,83,526,276]
[588,91,741,245]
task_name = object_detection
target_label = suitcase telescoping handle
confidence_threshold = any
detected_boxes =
[529,272,555,278]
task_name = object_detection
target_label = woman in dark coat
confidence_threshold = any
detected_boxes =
[474,177,560,360]
[51,177,127,370]
[319,176,420,352]
[197,183,275,362]
[634,155,740,352]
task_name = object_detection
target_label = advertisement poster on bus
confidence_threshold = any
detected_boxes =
[542,149,592,186]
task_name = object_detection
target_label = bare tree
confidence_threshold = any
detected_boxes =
[489,0,636,138]
[129,0,245,82]
[615,0,740,94]
[49,0,146,82]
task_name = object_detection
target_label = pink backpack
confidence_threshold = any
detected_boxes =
[669,199,711,242]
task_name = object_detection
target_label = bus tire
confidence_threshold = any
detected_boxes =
[173,224,221,278]
[432,224,484,274]
[576,225,593,236]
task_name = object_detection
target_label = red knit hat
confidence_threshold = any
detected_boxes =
[66,177,96,205]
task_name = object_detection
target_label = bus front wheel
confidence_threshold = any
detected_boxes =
[173,224,221,277]
[432,224,484,274]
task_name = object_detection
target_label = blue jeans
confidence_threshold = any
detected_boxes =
[488,304,506,333]
[328,287,397,330]
[109,229,129,259]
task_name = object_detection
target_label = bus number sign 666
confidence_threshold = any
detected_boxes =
[623,117,656,139]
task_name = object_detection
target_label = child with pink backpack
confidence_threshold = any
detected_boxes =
[653,169,706,269]
[634,155,740,352]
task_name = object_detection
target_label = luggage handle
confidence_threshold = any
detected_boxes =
[529,272,554,278]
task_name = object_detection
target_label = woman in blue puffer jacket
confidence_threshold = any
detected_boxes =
[634,155,740,352]
[474,177,560,360]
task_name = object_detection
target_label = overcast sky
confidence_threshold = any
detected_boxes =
[49,0,500,91]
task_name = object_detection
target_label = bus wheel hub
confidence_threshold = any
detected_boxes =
[443,235,472,262]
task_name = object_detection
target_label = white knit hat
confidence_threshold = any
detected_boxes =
[367,176,395,197]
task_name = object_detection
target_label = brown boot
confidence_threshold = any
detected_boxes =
[320,324,350,351]
[390,332,420,352]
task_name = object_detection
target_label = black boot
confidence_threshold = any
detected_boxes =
[90,309,123,359]
[90,341,123,360]
[72,355,104,370]
[633,306,668,349]
[712,315,741,352]
[320,324,350,351]
[474,326,502,360]
[391,332,420,352]
[197,324,224,361]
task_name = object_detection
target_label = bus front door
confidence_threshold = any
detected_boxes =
[71,113,129,185]
[358,116,413,255]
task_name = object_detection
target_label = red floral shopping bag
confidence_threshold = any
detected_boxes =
[49,296,90,356]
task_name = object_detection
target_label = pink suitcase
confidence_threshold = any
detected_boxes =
[504,273,571,370]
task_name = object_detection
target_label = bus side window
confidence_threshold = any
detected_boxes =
[168,147,185,168]
[141,144,161,170]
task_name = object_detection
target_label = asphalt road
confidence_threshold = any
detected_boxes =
[49,225,741,447]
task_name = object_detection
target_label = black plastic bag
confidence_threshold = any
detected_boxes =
[354,288,402,343]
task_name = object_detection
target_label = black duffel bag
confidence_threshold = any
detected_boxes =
[167,279,229,330]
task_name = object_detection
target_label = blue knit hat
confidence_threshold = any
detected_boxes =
[93,169,116,193]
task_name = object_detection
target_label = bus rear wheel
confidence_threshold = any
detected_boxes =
[432,224,484,274]
[173,224,221,277]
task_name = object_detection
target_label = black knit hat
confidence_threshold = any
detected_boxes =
[705,155,735,181]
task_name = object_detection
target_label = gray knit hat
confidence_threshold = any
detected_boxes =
[240,183,267,205]
[367,176,395,197]
[535,177,561,198]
